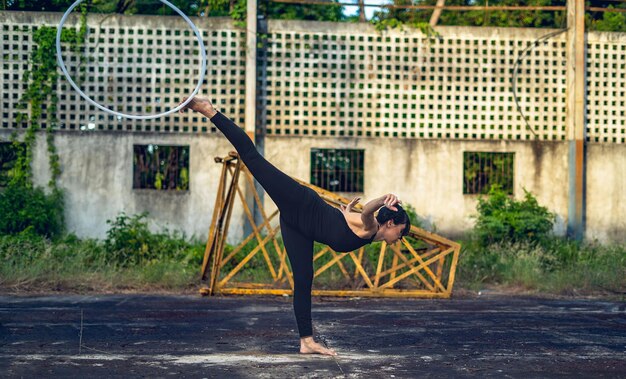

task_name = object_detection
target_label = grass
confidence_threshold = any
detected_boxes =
[456,238,626,298]
[1,232,624,299]
[0,233,203,294]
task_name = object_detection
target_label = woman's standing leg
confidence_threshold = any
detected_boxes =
[280,216,313,337]
[280,216,336,355]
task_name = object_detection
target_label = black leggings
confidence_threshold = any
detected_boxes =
[210,112,370,337]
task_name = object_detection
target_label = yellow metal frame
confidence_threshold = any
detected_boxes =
[200,152,461,298]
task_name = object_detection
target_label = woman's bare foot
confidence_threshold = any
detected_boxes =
[300,336,337,356]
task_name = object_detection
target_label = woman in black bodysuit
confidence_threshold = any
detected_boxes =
[181,97,410,356]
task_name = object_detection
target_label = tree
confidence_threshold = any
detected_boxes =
[371,0,626,31]
[591,5,626,32]
[262,1,344,21]
[5,1,624,33]
[372,0,566,29]
[4,0,345,22]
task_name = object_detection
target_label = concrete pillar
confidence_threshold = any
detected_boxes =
[244,0,260,237]
[565,0,586,240]
[245,0,257,138]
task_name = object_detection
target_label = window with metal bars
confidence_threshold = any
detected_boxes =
[310,148,364,192]
[0,142,23,187]
[463,152,514,195]
[133,144,189,190]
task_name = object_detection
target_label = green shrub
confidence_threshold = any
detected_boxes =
[104,212,154,266]
[104,212,202,267]
[474,185,554,245]
[403,203,422,229]
[457,238,626,295]
[0,183,64,238]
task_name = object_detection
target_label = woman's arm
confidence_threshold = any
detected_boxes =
[346,194,401,231]
[359,196,383,231]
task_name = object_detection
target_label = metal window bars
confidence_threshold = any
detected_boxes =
[132,144,190,190]
[463,151,515,195]
[310,148,364,193]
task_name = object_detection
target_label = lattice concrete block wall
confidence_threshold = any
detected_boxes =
[1,13,625,143]
[265,22,570,141]
[1,12,246,133]
[586,32,626,144]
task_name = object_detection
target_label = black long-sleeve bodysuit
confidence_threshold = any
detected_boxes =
[210,112,375,337]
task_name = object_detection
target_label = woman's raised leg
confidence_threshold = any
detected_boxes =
[210,112,307,213]
[180,97,307,213]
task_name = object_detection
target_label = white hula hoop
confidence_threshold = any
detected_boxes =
[56,0,207,120]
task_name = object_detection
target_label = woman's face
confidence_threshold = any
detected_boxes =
[381,221,406,245]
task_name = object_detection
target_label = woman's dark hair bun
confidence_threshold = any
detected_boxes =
[376,204,411,236]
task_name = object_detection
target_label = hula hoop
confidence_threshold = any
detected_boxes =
[56,0,207,120]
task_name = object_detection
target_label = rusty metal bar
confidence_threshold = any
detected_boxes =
[210,159,242,293]
[201,156,229,280]
[234,183,278,281]
[213,288,453,298]
[349,250,375,289]
[586,6,626,12]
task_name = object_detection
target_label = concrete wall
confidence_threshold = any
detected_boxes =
[586,144,626,243]
[1,130,241,241]
[266,137,570,239]
[5,129,626,243]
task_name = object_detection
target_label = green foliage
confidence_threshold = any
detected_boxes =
[0,183,64,238]
[3,9,87,241]
[206,0,231,17]
[179,167,189,190]
[0,141,24,188]
[6,0,625,32]
[0,232,200,293]
[457,238,626,295]
[104,212,201,267]
[9,121,35,189]
[446,0,561,28]
[372,0,565,29]
[4,0,209,15]
[592,6,626,32]
[403,203,422,229]
[230,0,247,27]
[372,18,440,40]
[0,217,623,297]
[263,1,344,22]
[12,0,345,23]
[13,6,86,190]
[458,186,624,296]
[474,185,554,245]
[370,0,622,32]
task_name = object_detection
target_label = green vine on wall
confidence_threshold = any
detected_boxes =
[372,19,441,43]
[12,4,87,190]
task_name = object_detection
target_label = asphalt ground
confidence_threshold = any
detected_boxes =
[0,294,625,378]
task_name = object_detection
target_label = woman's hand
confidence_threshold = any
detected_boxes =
[340,196,361,215]
[382,193,401,211]
[178,96,217,117]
